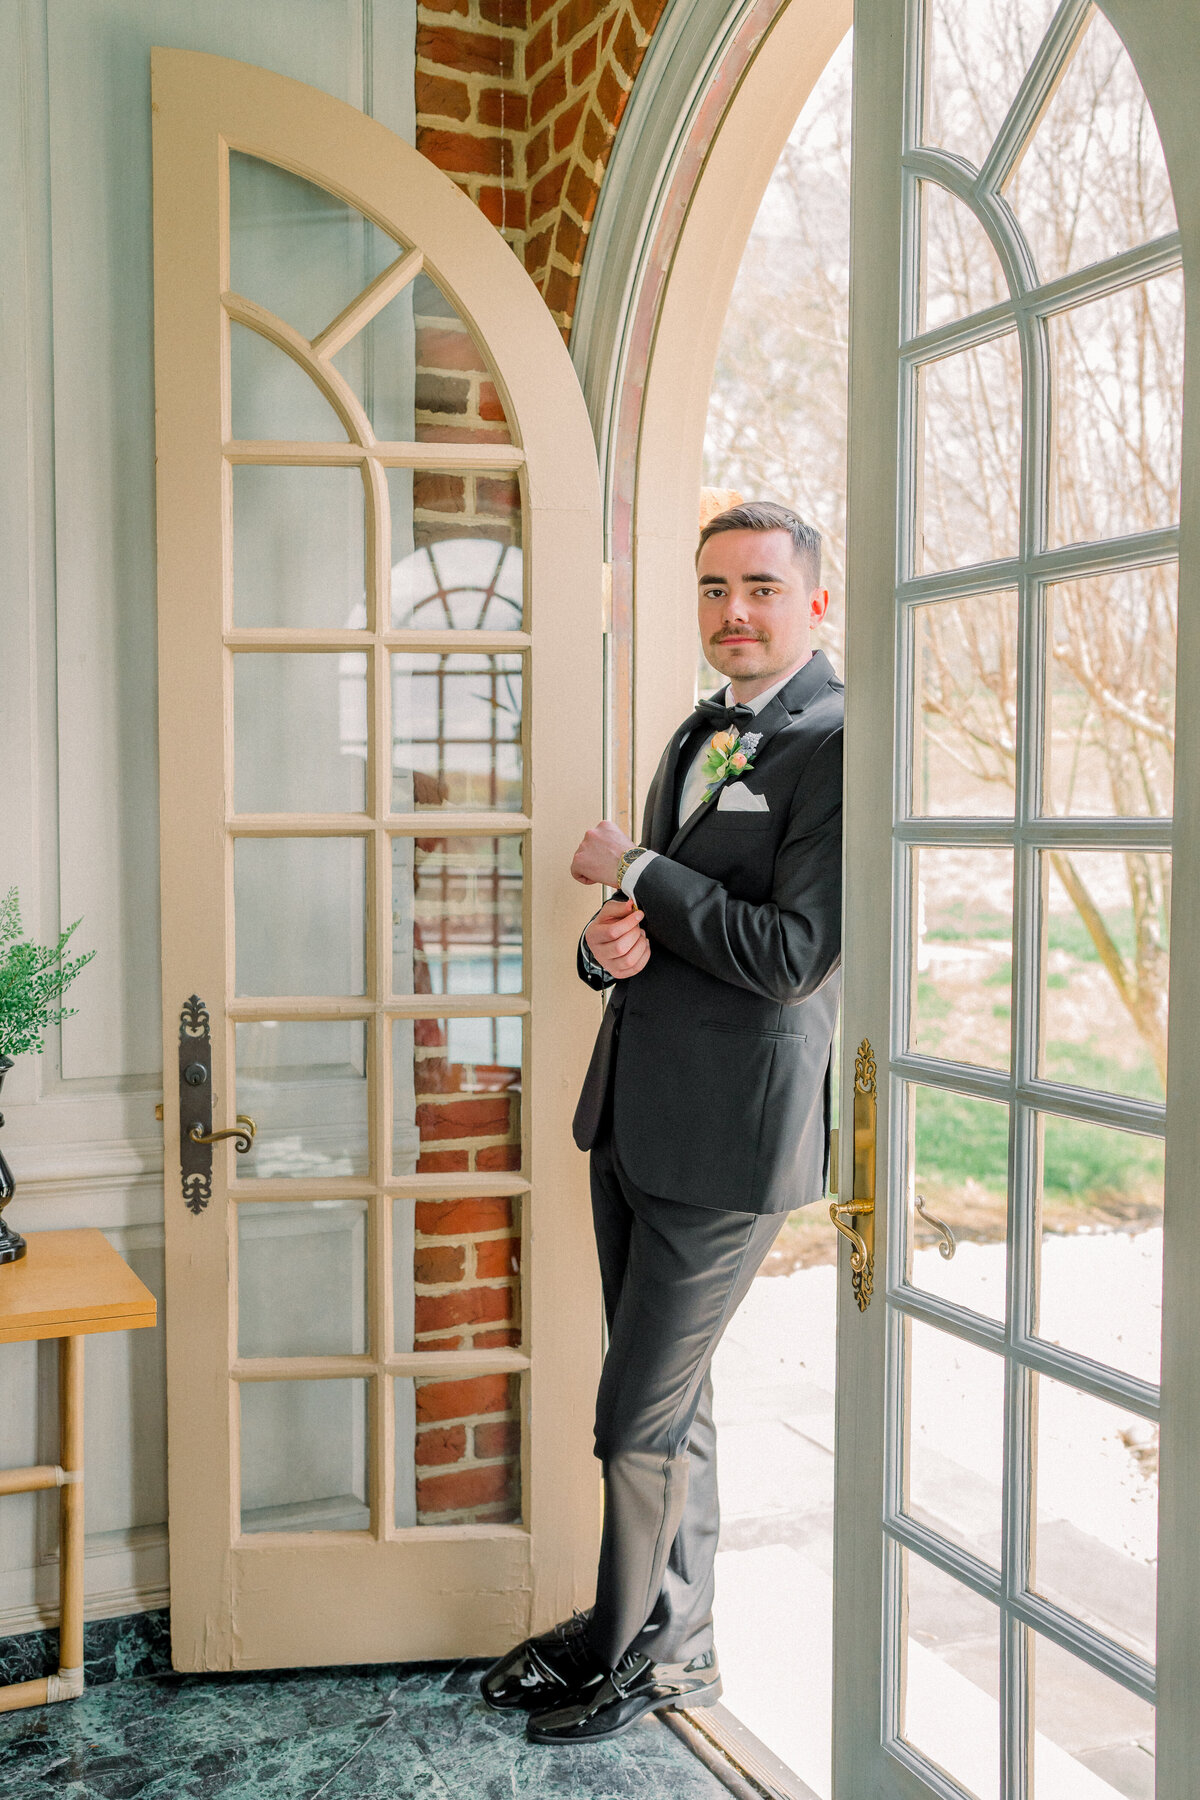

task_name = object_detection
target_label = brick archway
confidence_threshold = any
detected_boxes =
[416,1,669,339]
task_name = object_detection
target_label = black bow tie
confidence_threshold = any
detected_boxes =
[686,696,758,734]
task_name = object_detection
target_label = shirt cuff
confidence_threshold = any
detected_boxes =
[618,850,659,899]
[579,931,609,982]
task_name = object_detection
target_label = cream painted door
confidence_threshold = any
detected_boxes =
[833,0,1200,1795]
[151,50,603,1670]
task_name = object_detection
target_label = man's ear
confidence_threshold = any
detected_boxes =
[809,587,831,624]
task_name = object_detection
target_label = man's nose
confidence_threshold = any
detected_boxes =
[723,594,750,622]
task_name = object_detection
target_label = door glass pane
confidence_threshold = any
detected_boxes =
[1032,1633,1155,1799]
[1032,1375,1157,1662]
[916,333,1022,573]
[919,180,1007,333]
[905,1086,1009,1322]
[399,1372,521,1527]
[392,835,523,998]
[921,0,1059,171]
[237,1201,368,1357]
[1044,566,1176,818]
[389,470,523,629]
[234,654,367,814]
[235,838,366,997]
[911,847,1014,1072]
[232,465,366,628]
[1039,850,1169,1101]
[1048,272,1184,547]
[911,590,1018,815]
[229,151,404,343]
[333,273,514,446]
[395,1195,521,1352]
[1004,11,1177,286]
[905,1319,1004,1565]
[900,1547,1001,1800]
[391,652,523,812]
[1038,1115,1163,1384]
[239,1378,369,1533]
[230,323,348,442]
[236,1020,369,1179]
[392,1016,521,1178]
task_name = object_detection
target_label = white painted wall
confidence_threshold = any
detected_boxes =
[0,0,416,1633]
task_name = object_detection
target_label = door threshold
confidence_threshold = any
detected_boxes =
[662,1702,823,1800]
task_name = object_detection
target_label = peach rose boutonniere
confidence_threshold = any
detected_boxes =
[701,728,763,803]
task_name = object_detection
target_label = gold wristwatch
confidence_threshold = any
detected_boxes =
[614,846,649,892]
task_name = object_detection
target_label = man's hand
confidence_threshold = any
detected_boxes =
[571,820,636,887]
[584,897,651,980]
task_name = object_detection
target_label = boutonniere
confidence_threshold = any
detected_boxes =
[701,728,763,802]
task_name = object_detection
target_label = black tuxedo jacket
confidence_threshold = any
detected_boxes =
[572,651,843,1215]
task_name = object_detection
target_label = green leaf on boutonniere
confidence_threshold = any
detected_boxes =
[701,726,763,803]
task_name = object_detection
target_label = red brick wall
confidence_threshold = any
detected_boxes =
[410,1043,522,1525]
[416,0,670,338]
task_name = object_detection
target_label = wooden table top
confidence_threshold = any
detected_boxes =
[0,1229,157,1345]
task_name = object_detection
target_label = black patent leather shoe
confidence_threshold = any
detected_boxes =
[480,1611,606,1711]
[526,1647,722,1743]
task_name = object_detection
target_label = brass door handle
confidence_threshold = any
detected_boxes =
[188,1114,256,1153]
[832,1039,876,1311]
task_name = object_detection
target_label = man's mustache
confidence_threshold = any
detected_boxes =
[710,630,768,644]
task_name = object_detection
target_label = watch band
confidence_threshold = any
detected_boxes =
[615,845,649,890]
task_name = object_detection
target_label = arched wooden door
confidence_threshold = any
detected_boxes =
[151,50,603,1671]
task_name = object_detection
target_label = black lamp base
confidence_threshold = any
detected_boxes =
[0,1216,26,1264]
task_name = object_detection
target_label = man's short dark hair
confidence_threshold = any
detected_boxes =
[696,501,822,591]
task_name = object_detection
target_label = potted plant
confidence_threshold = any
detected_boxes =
[0,887,95,1263]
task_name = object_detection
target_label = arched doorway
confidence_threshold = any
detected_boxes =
[579,0,1200,1793]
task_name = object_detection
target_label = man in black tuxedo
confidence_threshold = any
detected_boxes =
[481,501,843,1743]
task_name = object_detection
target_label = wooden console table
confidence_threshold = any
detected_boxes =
[0,1229,157,1712]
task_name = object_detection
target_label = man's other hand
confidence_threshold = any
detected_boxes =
[571,820,635,887]
[584,897,650,980]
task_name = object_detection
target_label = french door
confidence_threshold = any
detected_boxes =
[834,1,1198,1795]
[152,51,603,1669]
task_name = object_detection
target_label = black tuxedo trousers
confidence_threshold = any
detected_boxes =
[587,1124,783,1668]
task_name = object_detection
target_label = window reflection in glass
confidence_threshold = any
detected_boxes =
[232,465,366,629]
[391,653,523,812]
[392,836,522,999]
[236,1020,369,1180]
[389,468,522,629]
[234,654,368,814]
[392,1015,521,1179]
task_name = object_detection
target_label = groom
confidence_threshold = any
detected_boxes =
[481,501,844,1743]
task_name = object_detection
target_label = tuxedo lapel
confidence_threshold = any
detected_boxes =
[662,651,839,859]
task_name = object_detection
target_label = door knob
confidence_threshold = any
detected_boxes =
[188,1115,256,1153]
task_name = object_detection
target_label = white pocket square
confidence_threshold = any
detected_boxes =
[717,784,770,812]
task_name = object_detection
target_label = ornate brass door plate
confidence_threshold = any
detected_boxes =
[830,1038,876,1310]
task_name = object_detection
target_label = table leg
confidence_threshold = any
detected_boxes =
[0,1336,86,1711]
[56,1334,85,1698]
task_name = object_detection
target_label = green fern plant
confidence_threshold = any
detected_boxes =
[0,887,96,1062]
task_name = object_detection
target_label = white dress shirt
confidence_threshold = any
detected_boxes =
[620,667,796,898]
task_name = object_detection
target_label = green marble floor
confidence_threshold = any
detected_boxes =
[0,1638,735,1800]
